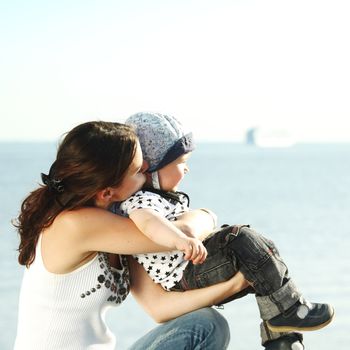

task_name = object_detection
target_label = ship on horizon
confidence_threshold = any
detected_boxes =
[246,127,296,148]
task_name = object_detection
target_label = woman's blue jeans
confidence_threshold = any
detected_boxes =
[129,308,230,350]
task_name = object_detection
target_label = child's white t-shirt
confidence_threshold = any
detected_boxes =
[119,190,189,290]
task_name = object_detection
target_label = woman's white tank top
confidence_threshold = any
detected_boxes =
[14,235,130,350]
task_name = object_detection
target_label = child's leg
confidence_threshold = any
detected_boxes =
[171,225,304,347]
[171,224,254,303]
[172,223,295,307]
[220,225,333,333]
[172,224,333,340]
[222,225,300,315]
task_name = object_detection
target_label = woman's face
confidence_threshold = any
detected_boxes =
[113,141,147,201]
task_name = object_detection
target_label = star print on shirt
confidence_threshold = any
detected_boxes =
[120,190,191,290]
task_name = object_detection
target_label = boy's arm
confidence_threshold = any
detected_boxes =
[129,208,207,264]
[173,208,218,240]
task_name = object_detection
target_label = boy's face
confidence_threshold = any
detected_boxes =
[157,152,191,191]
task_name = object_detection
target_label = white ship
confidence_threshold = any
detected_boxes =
[246,127,296,148]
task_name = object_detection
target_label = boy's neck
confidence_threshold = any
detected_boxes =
[151,171,161,189]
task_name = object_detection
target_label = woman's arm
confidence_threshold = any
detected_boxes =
[60,207,212,258]
[56,208,170,256]
[50,207,216,272]
[129,257,249,323]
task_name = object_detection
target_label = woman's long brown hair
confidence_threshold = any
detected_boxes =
[14,121,137,267]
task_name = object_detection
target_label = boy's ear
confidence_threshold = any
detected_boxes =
[142,160,150,173]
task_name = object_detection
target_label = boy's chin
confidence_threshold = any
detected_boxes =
[159,185,178,192]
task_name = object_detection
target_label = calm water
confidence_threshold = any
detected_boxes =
[1,142,349,349]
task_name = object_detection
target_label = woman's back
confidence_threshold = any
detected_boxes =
[15,234,130,350]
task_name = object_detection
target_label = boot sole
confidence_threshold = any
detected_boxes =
[266,309,335,333]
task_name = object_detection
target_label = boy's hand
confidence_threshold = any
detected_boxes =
[175,237,207,265]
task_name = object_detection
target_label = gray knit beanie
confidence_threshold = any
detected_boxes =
[125,112,195,173]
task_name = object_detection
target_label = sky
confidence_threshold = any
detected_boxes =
[1,0,349,142]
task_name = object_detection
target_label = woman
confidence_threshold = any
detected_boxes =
[14,121,248,349]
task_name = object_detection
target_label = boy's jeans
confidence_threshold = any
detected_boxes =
[171,225,303,344]
[129,307,230,350]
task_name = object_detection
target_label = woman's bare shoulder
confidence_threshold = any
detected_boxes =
[56,207,107,220]
[54,207,117,230]
[41,208,111,272]
[49,207,117,246]
[51,207,133,249]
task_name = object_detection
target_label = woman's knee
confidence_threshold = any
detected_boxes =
[193,308,230,349]
[129,308,230,350]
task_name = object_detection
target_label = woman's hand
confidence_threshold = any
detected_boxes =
[225,272,250,298]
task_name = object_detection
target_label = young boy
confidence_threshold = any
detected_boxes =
[118,112,334,350]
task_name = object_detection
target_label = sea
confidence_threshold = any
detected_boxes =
[1,142,349,349]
